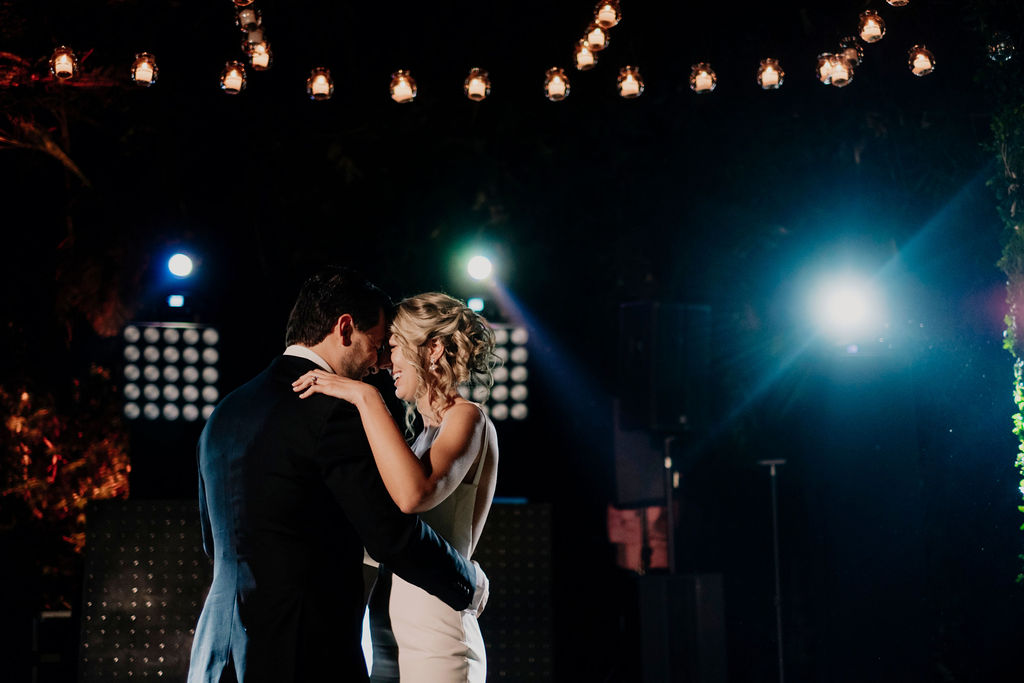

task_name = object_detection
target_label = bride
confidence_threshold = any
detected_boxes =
[293,292,499,683]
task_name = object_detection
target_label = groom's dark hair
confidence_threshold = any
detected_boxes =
[284,266,393,347]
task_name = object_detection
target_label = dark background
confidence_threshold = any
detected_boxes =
[2,0,1024,681]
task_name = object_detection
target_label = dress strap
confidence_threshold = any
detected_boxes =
[470,406,489,486]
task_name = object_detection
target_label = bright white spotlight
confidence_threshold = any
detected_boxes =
[167,294,185,308]
[467,256,493,281]
[813,277,881,339]
[168,253,194,278]
[467,297,485,312]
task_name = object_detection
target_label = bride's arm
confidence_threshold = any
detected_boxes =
[294,371,486,514]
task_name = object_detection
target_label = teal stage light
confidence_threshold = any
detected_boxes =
[467,255,493,280]
[468,297,485,312]
[167,294,185,308]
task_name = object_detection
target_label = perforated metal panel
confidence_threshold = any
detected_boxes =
[474,502,554,680]
[79,500,208,682]
[78,500,553,681]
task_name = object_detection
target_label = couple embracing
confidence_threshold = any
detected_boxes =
[187,266,500,682]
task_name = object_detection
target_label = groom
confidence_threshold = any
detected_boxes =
[187,266,486,683]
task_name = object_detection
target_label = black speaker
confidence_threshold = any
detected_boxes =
[612,400,672,507]
[637,574,727,683]
[618,303,711,433]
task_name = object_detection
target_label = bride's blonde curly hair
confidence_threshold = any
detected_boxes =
[391,292,499,429]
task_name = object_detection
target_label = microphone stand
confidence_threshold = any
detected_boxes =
[758,458,786,683]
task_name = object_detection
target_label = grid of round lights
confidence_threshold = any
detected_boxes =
[122,323,220,422]
[460,323,529,421]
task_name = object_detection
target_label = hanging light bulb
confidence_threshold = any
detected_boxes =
[838,36,864,67]
[757,58,783,90]
[50,46,77,80]
[594,1,621,29]
[464,68,491,101]
[220,61,247,94]
[617,66,644,98]
[584,23,609,51]
[543,67,570,101]
[248,41,272,70]
[130,52,158,86]
[858,11,885,43]
[829,55,854,87]
[908,45,935,76]
[306,67,334,100]
[988,32,1015,63]
[574,40,597,71]
[236,7,261,31]
[886,0,909,6]
[689,63,716,93]
[389,70,417,103]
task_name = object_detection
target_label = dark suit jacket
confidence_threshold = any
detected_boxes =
[187,355,476,683]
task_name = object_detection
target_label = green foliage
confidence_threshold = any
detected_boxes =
[992,103,1024,580]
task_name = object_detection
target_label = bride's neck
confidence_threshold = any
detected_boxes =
[418,392,460,427]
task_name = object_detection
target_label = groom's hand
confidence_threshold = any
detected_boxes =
[466,560,489,617]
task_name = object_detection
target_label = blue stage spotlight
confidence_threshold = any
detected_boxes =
[168,253,194,278]
[467,256,493,281]
[812,276,884,341]
[167,294,185,308]
[467,297,485,312]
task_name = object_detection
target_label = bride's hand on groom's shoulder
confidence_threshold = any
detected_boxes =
[292,369,372,405]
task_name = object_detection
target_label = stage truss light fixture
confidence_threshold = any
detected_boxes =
[459,323,529,422]
[122,322,221,423]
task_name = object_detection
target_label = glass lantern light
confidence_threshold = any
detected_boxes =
[838,36,864,67]
[584,23,609,51]
[248,41,272,70]
[829,54,854,87]
[617,66,644,98]
[574,40,597,71]
[543,67,570,101]
[306,67,334,100]
[243,26,266,49]
[594,1,621,29]
[689,62,716,93]
[130,52,158,86]
[757,58,783,90]
[858,10,885,44]
[988,33,1015,63]
[50,46,77,80]
[908,45,935,76]
[220,60,247,94]
[816,52,834,85]
[236,7,261,31]
[464,68,491,101]
[389,70,417,103]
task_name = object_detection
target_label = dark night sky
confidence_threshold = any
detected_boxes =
[3,1,1024,681]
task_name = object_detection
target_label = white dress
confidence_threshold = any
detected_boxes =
[368,408,492,683]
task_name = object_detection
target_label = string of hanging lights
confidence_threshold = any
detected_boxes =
[32,0,1012,104]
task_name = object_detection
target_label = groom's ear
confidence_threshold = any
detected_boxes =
[336,314,355,346]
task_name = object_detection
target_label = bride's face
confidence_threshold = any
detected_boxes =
[387,334,420,402]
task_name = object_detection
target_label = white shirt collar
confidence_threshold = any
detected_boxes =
[282,345,334,373]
